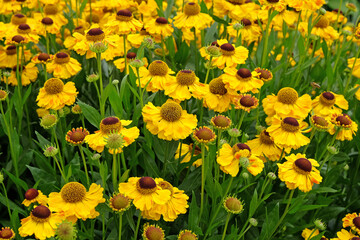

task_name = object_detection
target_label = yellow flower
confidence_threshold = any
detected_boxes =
[6,23,40,44]
[266,116,310,150]
[301,228,321,239]
[22,188,48,207]
[355,84,360,101]
[142,100,198,141]
[114,52,148,73]
[312,91,348,119]
[213,0,259,21]
[48,182,105,220]
[259,0,287,11]
[0,227,15,240]
[211,115,232,130]
[66,127,89,146]
[299,16,339,42]
[104,9,142,35]
[36,16,62,36]
[109,193,131,213]
[342,213,360,235]
[324,10,347,25]
[164,69,207,101]
[222,67,263,93]
[127,27,151,48]
[32,52,52,65]
[212,39,249,69]
[287,0,325,11]
[227,19,262,44]
[0,1,21,14]
[174,143,203,167]
[19,205,65,240]
[203,77,236,113]
[0,45,31,68]
[173,2,213,31]
[84,116,139,153]
[234,94,259,112]
[142,223,165,240]
[46,52,82,79]
[138,60,176,92]
[4,62,38,86]
[329,113,358,141]
[247,130,282,161]
[310,115,331,132]
[217,143,264,177]
[36,78,78,110]
[335,229,359,240]
[348,57,360,78]
[145,17,173,39]
[277,153,322,192]
[119,177,171,212]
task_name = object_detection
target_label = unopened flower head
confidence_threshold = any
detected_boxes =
[223,195,244,214]
[89,41,108,53]
[314,219,326,231]
[227,128,241,138]
[143,36,155,49]
[129,59,144,68]
[346,3,357,12]
[40,114,57,129]
[87,73,99,82]
[233,22,244,31]
[43,145,59,157]
[249,218,258,227]
[112,79,119,85]
[56,220,77,240]
[91,153,101,161]
[267,172,277,180]
[205,45,222,57]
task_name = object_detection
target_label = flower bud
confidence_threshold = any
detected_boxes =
[314,219,326,231]
[0,172,3,184]
[112,79,119,85]
[129,59,144,68]
[343,164,349,171]
[249,218,258,227]
[241,172,249,179]
[3,71,11,78]
[43,145,59,157]
[89,41,108,53]
[143,36,155,49]
[239,157,250,168]
[319,8,327,15]
[87,73,99,82]
[267,172,276,180]
[346,3,357,12]
[227,128,241,138]
[327,145,339,155]
[205,45,222,57]
[91,153,101,161]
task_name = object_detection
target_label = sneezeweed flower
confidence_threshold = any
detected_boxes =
[298,16,339,42]
[221,68,263,93]
[234,94,259,112]
[346,3,358,12]
[287,0,325,11]
[0,90,8,101]
[55,220,77,240]
[119,177,171,212]
[22,188,48,207]
[104,132,125,153]
[314,219,326,231]
[227,19,262,44]
[217,143,264,177]
[32,52,52,64]
[127,27,150,48]
[312,92,348,119]
[4,62,38,86]
[329,114,358,141]
[114,52,147,73]
[277,153,322,192]
[267,116,310,150]
[142,100,198,141]
[43,145,59,157]
[38,17,61,35]
[109,193,131,213]
[142,223,165,240]
[203,77,236,113]
[193,126,216,145]
[173,2,212,31]
[335,229,359,239]
[223,196,244,214]
[0,45,29,68]
[164,69,207,101]
[263,87,312,123]
[65,127,89,145]
[85,116,139,153]
[138,60,176,92]
[0,227,15,240]
[175,143,203,167]
[71,104,82,114]
[301,228,325,240]
[211,40,249,69]
[178,230,197,240]
[19,205,65,240]
[46,52,82,79]
[48,182,105,220]
[342,213,360,234]
[145,17,173,39]
[40,114,58,129]
[211,115,232,130]
[259,0,287,11]
[105,9,142,35]
[310,115,330,132]
[254,68,273,82]
[36,78,78,110]
[247,130,282,161]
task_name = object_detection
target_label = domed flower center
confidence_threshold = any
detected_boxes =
[54,52,70,64]
[5,45,16,55]
[66,128,89,144]
[12,35,25,43]
[74,26,85,34]
[148,60,168,76]
[241,18,252,27]
[179,231,197,240]
[220,43,235,56]
[312,116,328,127]
[136,177,157,195]
[212,115,231,128]
[25,188,39,200]
[194,127,215,142]
[353,217,360,229]
[111,193,130,210]
[100,116,122,134]
[176,70,196,85]
[145,226,164,240]
[86,28,105,42]
[294,158,312,173]
[44,4,58,15]
[17,23,31,34]
[0,228,14,238]
[277,87,298,104]
[0,90,7,100]
[156,17,168,24]
[315,16,329,28]
[160,102,182,122]
[259,130,274,145]
[232,143,251,154]
[351,238,360,240]
[31,205,51,222]
[319,92,335,106]
[41,17,54,25]
[116,9,133,21]
[281,117,300,132]
[227,0,246,5]
[11,13,26,25]
[209,78,227,95]
[211,41,219,47]
[86,14,100,23]
[44,78,64,94]
[38,53,50,62]
[127,52,137,60]
[158,181,174,195]
[255,68,272,81]
[336,115,351,126]
[184,2,200,16]
[61,182,86,203]
[224,197,243,213]
[267,0,279,2]
[236,68,252,81]
[239,95,255,107]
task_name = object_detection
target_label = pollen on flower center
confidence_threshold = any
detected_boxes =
[136,177,157,195]
[17,23,31,34]
[240,95,255,107]
[100,116,122,134]
[44,4,58,15]
[212,115,231,128]
[44,78,64,94]
[61,182,86,203]
[176,70,196,85]
[6,45,16,55]
[315,16,329,28]
[336,115,352,126]
[41,17,54,25]
[111,193,130,210]
[116,9,133,21]
[194,127,215,142]
[319,92,335,106]
[209,78,227,95]
[148,60,168,76]
[236,68,252,81]
[31,205,51,222]
[160,102,182,122]
[11,13,26,25]
[281,117,300,132]
[25,188,39,200]
[220,43,235,56]
[54,52,70,64]
[86,28,105,42]
[184,2,200,16]
[260,130,274,145]
[277,87,298,104]
[294,158,312,173]
[156,17,168,24]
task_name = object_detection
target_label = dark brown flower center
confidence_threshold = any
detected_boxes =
[156,17,168,24]
[260,130,274,145]
[86,28,105,41]
[336,115,351,126]
[294,158,312,172]
[353,217,360,229]
[41,17,54,25]
[6,45,16,55]
[241,18,251,26]
[319,92,335,106]
[116,9,133,21]
[12,35,25,43]
[267,0,279,2]
[312,116,328,127]
[127,52,137,59]
[32,205,51,219]
[281,117,300,132]
[240,95,255,107]
[38,53,50,62]
[209,78,227,95]
[232,143,251,153]
[74,26,85,34]
[211,41,219,47]
[25,188,39,200]
[100,116,122,133]
[220,43,235,55]
[139,177,156,189]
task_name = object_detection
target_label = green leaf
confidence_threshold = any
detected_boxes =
[260,203,279,240]
[77,99,102,128]
[3,169,28,191]
[249,189,258,216]
[0,193,27,216]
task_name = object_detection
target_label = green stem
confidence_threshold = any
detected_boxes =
[162,141,170,177]
[136,67,143,108]
[79,145,90,187]
[52,127,64,170]
[15,45,23,132]
[1,182,13,228]
[307,228,318,240]
[261,9,272,67]
[161,35,166,62]
[46,31,50,53]
[221,213,231,240]
[193,28,199,75]
[204,56,213,84]
[302,129,316,154]
[97,53,105,118]
[237,111,246,130]
[119,213,123,240]
[112,153,118,191]
[133,213,141,240]
[237,225,252,240]
[345,46,360,94]
[121,152,127,173]
[199,144,206,222]
[53,155,66,182]
[215,129,222,182]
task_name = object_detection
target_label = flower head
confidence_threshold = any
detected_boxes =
[223,196,244,214]
[55,220,77,240]
[66,127,89,145]
[193,126,216,144]
[142,223,165,240]
[109,193,131,213]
